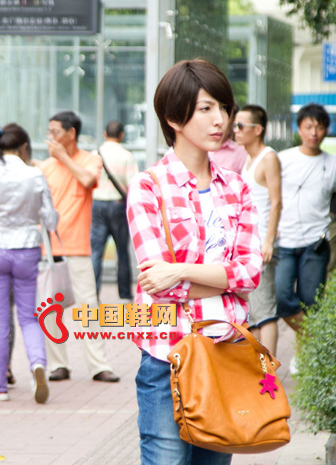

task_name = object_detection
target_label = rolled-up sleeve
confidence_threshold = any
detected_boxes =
[221,181,262,293]
[127,173,192,302]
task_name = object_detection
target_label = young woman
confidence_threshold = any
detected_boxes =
[0,123,58,403]
[127,60,263,465]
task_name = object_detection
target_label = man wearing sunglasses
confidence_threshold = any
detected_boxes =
[234,105,281,356]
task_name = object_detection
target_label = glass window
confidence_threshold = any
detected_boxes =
[0,7,146,163]
[104,9,146,169]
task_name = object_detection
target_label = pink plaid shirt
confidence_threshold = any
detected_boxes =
[127,151,262,361]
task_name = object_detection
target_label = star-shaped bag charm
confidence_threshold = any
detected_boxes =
[259,354,278,399]
[260,373,279,399]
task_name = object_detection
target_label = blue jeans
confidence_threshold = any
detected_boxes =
[136,351,232,465]
[275,240,330,318]
[91,200,132,299]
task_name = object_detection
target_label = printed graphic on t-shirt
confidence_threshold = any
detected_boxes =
[199,189,227,262]
[204,209,227,254]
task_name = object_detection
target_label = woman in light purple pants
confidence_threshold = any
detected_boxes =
[0,123,58,403]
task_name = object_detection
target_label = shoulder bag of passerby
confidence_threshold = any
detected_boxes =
[37,223,75,308]
[96,150,127,201]
[148,169,291,455]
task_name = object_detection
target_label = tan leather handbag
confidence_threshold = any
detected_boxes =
[167,320,291,454]
[148,170,291,454]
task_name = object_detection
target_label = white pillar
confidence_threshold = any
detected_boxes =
[145,0,160,168]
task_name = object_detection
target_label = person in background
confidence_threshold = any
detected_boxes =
[275,103,336,374]
[38,111,119,383]
[234,105,281,355]
[7,137,32,387]
[91,121,138,303]
[0,123,58,403]
[127,59,262,465]
[211,103,248,174]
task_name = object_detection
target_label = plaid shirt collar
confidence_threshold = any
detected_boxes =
[163,150,229,188]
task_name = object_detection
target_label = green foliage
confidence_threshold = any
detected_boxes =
[228,0,255,15]
[293,270,336,433]
[231,81,248,108]
[293,133,301,147]
[279,0,336,44]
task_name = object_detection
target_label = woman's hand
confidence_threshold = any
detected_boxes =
[137,260,184,295]
[261,241,273,264]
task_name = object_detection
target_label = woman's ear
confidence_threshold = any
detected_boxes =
[167,120,182,132]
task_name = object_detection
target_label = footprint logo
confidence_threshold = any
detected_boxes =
[35,293,69,344]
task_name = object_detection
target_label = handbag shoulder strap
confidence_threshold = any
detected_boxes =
[40,222,66,267]
[97,150,127,201]
[147,170,176,263]
[147,170,194,323]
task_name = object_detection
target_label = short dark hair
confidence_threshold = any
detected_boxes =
[49,111,82,140]
[154,59,234,147]
[241,104,268,140]
[105,121,124,138]
[0,123,31,161]
[296,103,330,129]
[232,102,240,118]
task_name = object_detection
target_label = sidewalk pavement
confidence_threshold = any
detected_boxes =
[0,281,329,465]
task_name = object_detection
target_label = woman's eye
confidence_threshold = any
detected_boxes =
[221,105,227,111]
[200,106,210,111]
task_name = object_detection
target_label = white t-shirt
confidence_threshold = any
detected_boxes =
[278,146,336,248]
[198,188,230,336]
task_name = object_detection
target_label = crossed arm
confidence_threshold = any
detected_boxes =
[138,260,230,299]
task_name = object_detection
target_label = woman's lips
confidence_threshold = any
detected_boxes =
[210,132,223,140]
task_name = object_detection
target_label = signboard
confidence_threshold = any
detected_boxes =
[323,43,336,82]
[0,0,100,35]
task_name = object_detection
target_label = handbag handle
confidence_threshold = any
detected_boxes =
[193,319,279,367]
[41,222,66,268]
[193,320,267,354]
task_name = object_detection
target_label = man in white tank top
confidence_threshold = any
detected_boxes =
[234,105,281,355]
